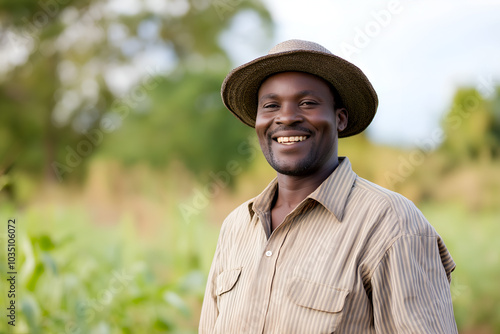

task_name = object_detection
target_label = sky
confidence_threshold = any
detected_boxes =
[222,0,500,146]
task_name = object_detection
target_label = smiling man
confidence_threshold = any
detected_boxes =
[199,40,458,333]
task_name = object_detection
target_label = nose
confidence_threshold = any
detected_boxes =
[275,102,303,125]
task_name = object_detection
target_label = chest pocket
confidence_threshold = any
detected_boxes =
[286,277,350,333]
[216,267,242,311]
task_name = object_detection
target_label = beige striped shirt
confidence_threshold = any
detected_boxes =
[199,157,457,333]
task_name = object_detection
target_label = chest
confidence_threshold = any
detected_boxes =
[214,208,376,333]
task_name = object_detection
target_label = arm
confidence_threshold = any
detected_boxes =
[371,235,457,333]
[199,219,229,333]
[199,245,219,333]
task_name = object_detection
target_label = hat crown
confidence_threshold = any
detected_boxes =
[268,39,332,55]
[222,39,378,137]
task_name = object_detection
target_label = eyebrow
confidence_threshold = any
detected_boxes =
[258,90,323,104]
[258,93,278,104]
[296,90,321,99]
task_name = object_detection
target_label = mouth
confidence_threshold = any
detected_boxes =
[274,135,309,145]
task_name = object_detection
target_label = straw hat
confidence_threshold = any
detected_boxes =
[221,39,378,137]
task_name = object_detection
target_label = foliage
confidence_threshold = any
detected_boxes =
[423,203,500,333]
[440,88,500,164]
[0,0,272,185]
[0,199,219,334]
[358,87,500,210]
[96,69,256,181]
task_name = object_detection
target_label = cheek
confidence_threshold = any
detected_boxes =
[255,113,271,138]
[314,115,337,135]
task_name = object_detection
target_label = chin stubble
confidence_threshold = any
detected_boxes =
[264,137,317,176]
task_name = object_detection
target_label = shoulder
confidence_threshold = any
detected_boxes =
[352,176,437,237]
[351,177,450,281]
[223,198,254,224]
[218,198,255,238]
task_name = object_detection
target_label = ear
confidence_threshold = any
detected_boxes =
[336,108,348,132]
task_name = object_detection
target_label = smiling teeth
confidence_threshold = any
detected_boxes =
[277,136,307,144]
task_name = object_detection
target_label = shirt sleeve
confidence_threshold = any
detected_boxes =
[199,225,224,333]
[371,234,458,333]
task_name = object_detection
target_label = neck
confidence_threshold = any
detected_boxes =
[274,158,340,210]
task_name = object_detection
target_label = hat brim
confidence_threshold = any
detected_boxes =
[221,50,378,138]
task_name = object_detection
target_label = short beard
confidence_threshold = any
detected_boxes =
[263,140,318,177]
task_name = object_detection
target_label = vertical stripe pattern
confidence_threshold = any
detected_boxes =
[199,157,457,333]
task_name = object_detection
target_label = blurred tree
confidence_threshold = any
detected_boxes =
[98,70,258,178]
[439,87,500,165]
[402,87,500,210]
[0,0,272,189]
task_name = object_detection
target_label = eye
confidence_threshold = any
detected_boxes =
[300,100,318,106]
[263,103,279,109]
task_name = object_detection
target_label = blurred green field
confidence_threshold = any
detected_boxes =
[1,193,499,333]
[0,197,218,334]
[423,204,500,333]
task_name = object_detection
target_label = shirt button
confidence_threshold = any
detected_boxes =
[265,250,272,257]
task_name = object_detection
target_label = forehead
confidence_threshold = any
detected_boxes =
[258,71,334,98]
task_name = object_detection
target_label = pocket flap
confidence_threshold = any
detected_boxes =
[216,267,242,296]
[287,277,349,313]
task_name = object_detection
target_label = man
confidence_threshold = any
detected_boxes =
[199,39,457,333]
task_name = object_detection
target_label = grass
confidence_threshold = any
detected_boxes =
[0,198,219,334]
[422,203,500,333]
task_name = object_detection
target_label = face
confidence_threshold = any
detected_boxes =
[255,72,348,177]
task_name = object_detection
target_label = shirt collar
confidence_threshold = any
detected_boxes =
[248,176,278,220]
[248,157,357,222]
